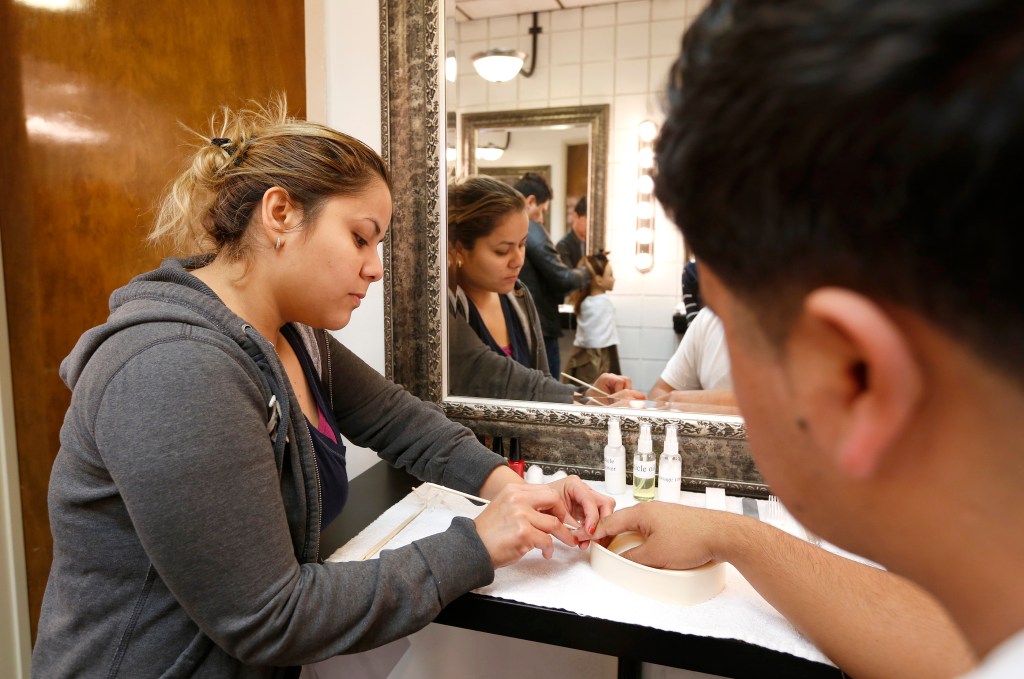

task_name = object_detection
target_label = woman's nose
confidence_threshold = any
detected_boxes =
[364,248,384,282]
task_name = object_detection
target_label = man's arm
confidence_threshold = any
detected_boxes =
[594,504,976,679]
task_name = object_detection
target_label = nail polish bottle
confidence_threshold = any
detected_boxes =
[508,437,525,477]
[491,435,504,457]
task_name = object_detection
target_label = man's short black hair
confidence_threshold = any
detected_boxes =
[655,0,1024,382]
[514,172,552,205]
[574,196,587,218]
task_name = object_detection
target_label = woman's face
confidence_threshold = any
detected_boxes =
[456,208,529,295]
[594,261,615,292]
[277,178,392,330]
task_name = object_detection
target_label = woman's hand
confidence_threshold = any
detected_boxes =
[591,502,745,570]
[546,475,616,549]
[474,483,579,568]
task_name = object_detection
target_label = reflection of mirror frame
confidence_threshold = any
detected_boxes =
[381,0,764,495]
[460,105,609,252]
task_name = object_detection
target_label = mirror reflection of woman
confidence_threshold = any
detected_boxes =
[447,176,642,403]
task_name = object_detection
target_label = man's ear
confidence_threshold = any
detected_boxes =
[787,288,923,479]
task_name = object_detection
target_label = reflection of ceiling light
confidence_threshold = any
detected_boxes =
[638,119,659,142]
[638,147,655,169]
[26,114,108,144]
[445,50,458,83]
[635,226,654,245]
[471,49,526,82]
[636,174,654,194]
[636,201,655,220]
[446,147,457,163]
[476,146,505,161]
[16,0,86,9]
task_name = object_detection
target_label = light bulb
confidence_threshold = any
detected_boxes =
[636,201,655,220]
[634,251,653,272]
[476,146,505,161]
[471,49,526,82]
[635,226,654,245]
[638,119,659,142]
[638,147,655,169]
[636,174,654,194]
[445,51,458,82]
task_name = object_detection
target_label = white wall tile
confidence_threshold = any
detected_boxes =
[613,93,651,131]
[550,64,582,99]
[616,22,650,60]
[549,95,582,108]
[489,15,519,38]
[582,26,616,61]
[649,54,676,92]
[459,75,488,107]
[612,294,645,325]
[686,0,710,19]
[615,58,649,95]
[583,3,617,28]
[550,7,582,32]
[652,0,687,20]
[459,19,488,43]
[581,61,615,97]
[518,67,550,102]
[651,19,686,56]
[550,29,582,64]
[641,294,678,330]
[617,0,652,24]
[487,79,520,105]
[521,33,551,69]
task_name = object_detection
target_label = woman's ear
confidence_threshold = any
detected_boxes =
[257,187,301,246]
[787,288,923,479]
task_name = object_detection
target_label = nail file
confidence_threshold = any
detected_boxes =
[741,496,759,520]
[704,486,727,511]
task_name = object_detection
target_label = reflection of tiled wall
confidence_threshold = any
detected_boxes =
[452,0,709,392]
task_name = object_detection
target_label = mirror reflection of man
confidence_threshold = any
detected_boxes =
[515,173,590,376]
[557,196,587,268]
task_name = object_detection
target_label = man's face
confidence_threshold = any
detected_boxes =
[700,265,826,523]
[526,196,549,223]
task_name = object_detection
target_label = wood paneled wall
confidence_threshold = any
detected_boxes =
[0,0,306,639]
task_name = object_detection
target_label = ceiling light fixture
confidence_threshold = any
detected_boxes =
[471,12,542,83]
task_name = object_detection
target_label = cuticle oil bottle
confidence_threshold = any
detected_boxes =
[657,423,682,503]
[604,417,627,494]
[633,422,656,502]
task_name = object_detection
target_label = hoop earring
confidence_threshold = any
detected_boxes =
[275,237,282,251]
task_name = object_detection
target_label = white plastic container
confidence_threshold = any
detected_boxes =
[633,423,656,502]
[657,424,682,502]
[603,418,627,494]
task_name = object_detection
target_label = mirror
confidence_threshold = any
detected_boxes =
[381,0,762,494]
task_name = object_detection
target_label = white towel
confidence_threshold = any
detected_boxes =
[328,481,859,667]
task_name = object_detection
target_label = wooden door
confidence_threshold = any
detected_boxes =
[0,0,305,639]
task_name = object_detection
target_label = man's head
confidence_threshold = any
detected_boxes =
[569,196,588,240]
[655,0,1024,554]
[514,172,552,222]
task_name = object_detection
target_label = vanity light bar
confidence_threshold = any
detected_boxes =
[635,120,658,273]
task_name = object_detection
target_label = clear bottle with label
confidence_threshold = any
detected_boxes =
[633,422,656,502]
[603,418,627,494]
[657,424,682,503]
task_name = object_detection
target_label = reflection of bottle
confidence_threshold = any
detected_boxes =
[491,436,504,457]
[604,418,626,494]
[633,423,656,502]
[657,424,682,503]
[508,438,525,478]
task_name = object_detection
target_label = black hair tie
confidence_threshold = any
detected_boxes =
[210,137,231,148]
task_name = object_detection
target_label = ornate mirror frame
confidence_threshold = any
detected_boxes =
[379,0,765,495]
[460,105,610,252]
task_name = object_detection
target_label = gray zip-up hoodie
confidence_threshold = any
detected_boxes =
[33,258,502,678]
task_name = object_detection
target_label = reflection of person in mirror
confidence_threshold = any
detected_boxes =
[515,172,591,376]
[594,1,1024,677]
[563,251,621,386]
[447,176,642,405]
[648,307,737,412]
[556,196,587,269]
[448,176,547,372]
[681,259,704,325]
[32,99,618,677]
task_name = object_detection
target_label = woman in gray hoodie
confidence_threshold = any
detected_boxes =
[32,98,613,678]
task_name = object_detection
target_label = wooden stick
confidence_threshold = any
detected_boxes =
[360,504,428,560]
[560,373,613,398]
